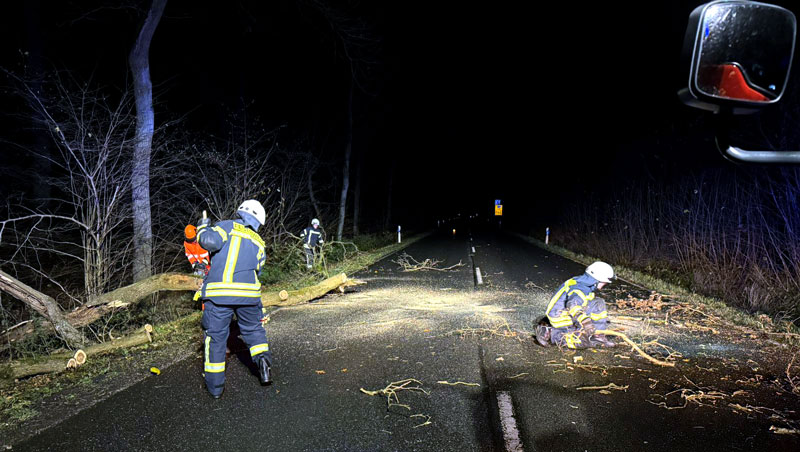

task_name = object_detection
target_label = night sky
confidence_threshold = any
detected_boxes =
[1,0,798,229]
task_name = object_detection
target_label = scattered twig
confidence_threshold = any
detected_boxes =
[411,414,432,428]
[392,253,465,272]
[360,378,429,410]
[577,383,628,392]
[597,329,676,367]
[437,380,480,387]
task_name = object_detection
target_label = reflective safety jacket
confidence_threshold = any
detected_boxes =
[183,240,209,265]
[300,226,323,249]
[545,273,604,328]
[196,219,266,305]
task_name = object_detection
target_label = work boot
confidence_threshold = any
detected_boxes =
[256,355,272,385]
[535,325,551,347]
[590,333,616,348]
[210,387,224,399]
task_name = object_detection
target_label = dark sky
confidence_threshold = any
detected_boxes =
[2,0,798,228]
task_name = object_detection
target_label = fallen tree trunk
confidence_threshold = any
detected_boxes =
[261,273,366,307]
[85,273,202,307]
[0,325,153,384]
[2,271,359,350]
[0,270,87,347]
[2,273,198,351]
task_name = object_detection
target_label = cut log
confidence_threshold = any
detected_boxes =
[0,270,87,347]
[0,324,153,384]
[261,273,366,307]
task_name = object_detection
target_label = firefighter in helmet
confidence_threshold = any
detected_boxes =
[196,199,272,398]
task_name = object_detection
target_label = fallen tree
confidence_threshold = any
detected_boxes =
[0,270,88,347]
[0,325,153,384]
[2,271,363,351]
[1,272,200,351]
[261,273,366,307]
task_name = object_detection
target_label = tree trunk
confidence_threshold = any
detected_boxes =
[353,150,362,236]
[0,270,87,347]
[307,164,322,219]
[336,79,354,241]
[129,0,167,282]
[261,273,364,307]
[383,160,395,230]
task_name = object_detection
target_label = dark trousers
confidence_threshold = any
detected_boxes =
[304,247,315,267]
[550,297,610,349]
[201,300,272,396]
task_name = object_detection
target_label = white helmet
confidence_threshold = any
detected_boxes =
[586,261,614,283]
[311,218,320,226]
[237,199,266,226]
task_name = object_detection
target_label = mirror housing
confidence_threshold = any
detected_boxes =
[679,1,796,115]
[679,1,800,163]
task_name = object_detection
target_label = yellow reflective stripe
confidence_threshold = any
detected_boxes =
[250,343,270,356]
[223,236,242,282]
[232,222,265,247]
[205,336,210,366]
[576,313,589,323]
[549,316,573,328]
[205,362,226,373]
[204,289,262,298]
[545,279,576,316]
[564,332,582,349]
[212,226,228,242]
[206,281,261,290]
[568,305,582,316]
[590,311,608,321]
[569,289,590,302]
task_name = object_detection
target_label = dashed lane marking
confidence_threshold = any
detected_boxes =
[497,391,524,452]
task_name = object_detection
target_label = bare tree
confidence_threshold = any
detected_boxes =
[129,0,167,282]
[0,73,142,346]
[336,80,354,240]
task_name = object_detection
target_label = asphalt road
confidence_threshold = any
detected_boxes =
[12,226,800,451]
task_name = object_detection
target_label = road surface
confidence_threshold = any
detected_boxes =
[12,227,800,451]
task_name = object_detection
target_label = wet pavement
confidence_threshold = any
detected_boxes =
[11,226,800,451]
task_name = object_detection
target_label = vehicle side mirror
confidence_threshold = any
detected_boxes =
[679,1,796,114]
[679,1,800,163]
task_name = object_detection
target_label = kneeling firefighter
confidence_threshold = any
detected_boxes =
[536,262,616,349]
[196,199,272,398]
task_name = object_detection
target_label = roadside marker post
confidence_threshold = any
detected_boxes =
[397,225,401,243]
[545,227,550,245]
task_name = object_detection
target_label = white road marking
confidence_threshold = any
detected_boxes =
[475,267,484,285]
[497,391,524,452]
[471,246,476,253]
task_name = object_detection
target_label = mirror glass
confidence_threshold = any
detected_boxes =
[696,2,795,102]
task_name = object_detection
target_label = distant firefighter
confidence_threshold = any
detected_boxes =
[183,224,210,276]
[196,200,272,399]
[300,218,324,269]
[535,262,616,349]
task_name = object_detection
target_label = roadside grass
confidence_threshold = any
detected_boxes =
[0,232,427,439]
[514,233,800,344]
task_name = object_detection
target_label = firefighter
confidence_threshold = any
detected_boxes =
[299,218,324,269]
[535,262,616,349]
[183,225,210,276]
[196,199,272,399]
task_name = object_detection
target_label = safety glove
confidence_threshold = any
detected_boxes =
[580,318,596,336]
